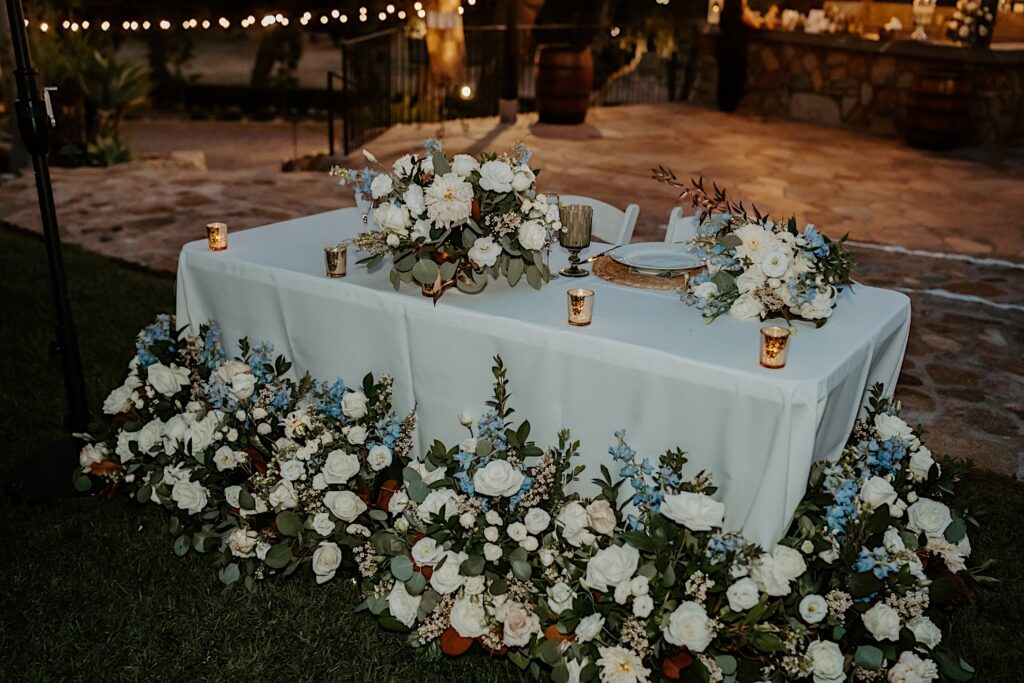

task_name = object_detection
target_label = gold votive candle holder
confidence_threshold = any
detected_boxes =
[567,288,595,326]
[324,243,348,278]
[206,222,228,251]
[760,326,791,369]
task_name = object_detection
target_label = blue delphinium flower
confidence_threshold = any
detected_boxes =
[476,410,507,451]
[251,341,276,385]
[135,314,174,366]
[802,225,830,257]
[509,476,533,510]
[824,477,861,535]
[455,471,475,496]
[854,546,898,580]
[374,415,403,450]
[423,138,443,156]
[705,532,742,565]
[270,387,292,412]
[515,143,532,165]
[316,379,347,419]
[199,322,226,369]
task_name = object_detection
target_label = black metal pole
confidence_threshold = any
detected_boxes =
[499,0,519,123]
[5,0,89,451]
[327,70,335,156]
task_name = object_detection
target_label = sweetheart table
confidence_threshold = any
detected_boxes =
[176,208,910,547]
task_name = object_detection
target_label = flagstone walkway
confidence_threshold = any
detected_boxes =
[0,104,1021,477]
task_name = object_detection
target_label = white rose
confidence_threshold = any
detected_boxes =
[506,522,528,542]
[257,423,271,436]
[103,384,134,415]
[908,447,937,482]
[367,445,393,471]
[662,601,713,652]
[760,250,790,278]
[908,616,942,649]
[613,582,631,605]
[185,413,220,454]
[147,362,190,397]
[312,541,342,584]
[79,443,108,473]
[478,160,514,193]
[633,595,654,618]
[464,575,486,595]
[693,281,719,300]
[227,527,259,558]
[874,413,914,441]
[458,409,475,426]
[726,577,761,612]
[418,488,460,521]
[346,523,370,537]
[215,360,256,400]
[660,491,725,531]
[459,512,477,529]
[370,172,393,199]
[585,544,640,593]
[576,613,605,643]
[224,485,242,509]
[736,268,766,294]
[450,596,488,637]
[586,499,617,535]
[341,390,369,419]
[523,507,551,535]
[511,166,536,192]
[484,526,500,543]
[467,236,501,268]
[800,594,828,624]
[411,537,445,567]
[346,425,368,445]
[311,512,336,536]
[171,479,209,515]
[539,548,556,567]
[213,445,239,472]
[807,640,845,683]
[630,576,650,597]
[750,553,791,596]
[547,581,575,614]
[136,419,164,455]
[730,293,765,320]
[388,581,422,628]
[451,154,479,177]
[403,184,426,216]
[114,431,134,463]
[483,543,502,562]
[485,510,502,525]
[279,459,305,482]
[268,479,299,510]
[162,415,188,452]
[863,602,902,642]
[473,459,525,498]
[888,651,939,683]
[861,476,898,511]
[324,490,367,521]
[410,460,446,486]
[773,545,808,581]
[322,449,361,485]
[557,502,596,547]
[907,498,952,539]
[516,219,546,251]
[430,550,467,594]
[388,489,409,515]
[502,602,539,647]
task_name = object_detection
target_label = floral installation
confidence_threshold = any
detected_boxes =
[338,139,561,299]
[76,314,416,588]
[651,173,854,326]
[945,0,996,47]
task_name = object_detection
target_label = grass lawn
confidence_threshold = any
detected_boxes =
[0,225,1022,682]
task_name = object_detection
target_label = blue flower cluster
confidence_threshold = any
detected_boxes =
[135,314,174,367]
[270,387,292,412]
[509,475,534,510]
[423,138,443,156]
[204,376,237,412]
[374,415,403,450]
[514,143,532,166]
[315,379,347,419]
[705,532,743,565]
[476,410,507,452]
[609,430,665,517]
[250,341,276,386]
[861,435,910,478]
[854,545,900,580]
[802,225,830,258]
[823,464,861,536]
[199,322,226,369]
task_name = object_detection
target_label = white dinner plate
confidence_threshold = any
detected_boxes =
[611,242,705,272]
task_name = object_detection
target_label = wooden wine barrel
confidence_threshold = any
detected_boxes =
[535,45,594,125]
[905,71,974,150]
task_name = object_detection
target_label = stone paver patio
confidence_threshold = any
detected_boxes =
[1,104,1021,476]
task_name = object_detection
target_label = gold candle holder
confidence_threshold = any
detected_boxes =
[760,326,791,369]
[567,288,595,326]
[558,204,593,277]
[324,243,348,278]
[206,222,228,251]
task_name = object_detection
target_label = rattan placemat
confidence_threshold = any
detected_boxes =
[591,255,702,291]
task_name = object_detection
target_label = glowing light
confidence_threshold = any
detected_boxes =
[417,9,426,17]
[182,20,190,29]
[280,17,289,26]
[130,21,138,30]
[360,13,368,21]
[398,10,406,18]
[202,19,211,29]
[100,20,110,31]
[610,26,620,36]
[468,0,476,5]
[320,15,329,24]
[457,6,464,14]
[378,11,386,20]
[332,9,340,18]
[40,22,49,32]
[387,4,395,13]
[142,20,150,29]
[414,1,423,9]
[301,16,309,25]
[122,20,130,29]
[219,17,230,28]
[340,14,349,22]
[359,7,368,14]
[261,15,276,27]
[459,85,473,99]
[82,20,90,29]
[160,19,171,30]
[62,20,70,29]
[70,21,79,31]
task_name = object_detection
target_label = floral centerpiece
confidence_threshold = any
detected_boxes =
[337,140,561,299]
[653,173,854,326]
[946,0,996,47]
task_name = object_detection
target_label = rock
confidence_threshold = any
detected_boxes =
[921,333,963,353]
[788,93,841,127]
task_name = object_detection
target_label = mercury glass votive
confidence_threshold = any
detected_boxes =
[567,288,595,326]
[324,243,348,278]
[760,326,791,369]
[206,222,228,251]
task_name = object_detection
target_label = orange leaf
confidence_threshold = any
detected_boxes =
[544,624,574,642]
[662,651,694,679]
[440,627,474,656]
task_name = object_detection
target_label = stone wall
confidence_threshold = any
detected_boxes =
[692,29,1024,144]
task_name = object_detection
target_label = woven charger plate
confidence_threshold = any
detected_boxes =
[591,255,703,291]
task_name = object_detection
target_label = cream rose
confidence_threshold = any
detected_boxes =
[227,527,259,557]
[478,160,515,193]
[557,502,596,548]
[346,425,368,445]
[136,419,164,456]
[429,550,468,594]
[411,537,445,566]
[388,581,422,628]
[524,507,551,535]
[311,512,336,536]
[874,412,914,441]
[863,602,901,642]
[324,490,367,521]
[800,594,828,624]
[278,459,304,482]
[806,640,845,683]
[103,384,134,415]
[660,491,726,531]
[472,459,525,497]
[342,390,369,419]
[547,581,575,614]
[726,577,760,612]
[517,219,546,251]
[312,541,342,584]
[367,444,393,471]
[468,236,501,268]
[908,447,937,482]
[403,184,426,217]
[908,616,942,649]
[370,172,393,198]
[268,479,299,510]
[502,602,540,647]
[586,499,617,535]
[662,601,713,652]
[860,476,898,511]
[171,479,209,515]
[451,154,479,177]
[907,498,952,539]
[418,488,460,521]
[450,596,488,637]
[693,281,719,300]
[322,449,360,485]
[888,651,939,683]
[78,443,108,473]
[584,544,640,593]
[575,613,605,643]
[147,362,190,397]
[730,293,765,320]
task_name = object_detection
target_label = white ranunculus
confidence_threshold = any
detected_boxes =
[586,499,617,535]
[557,502,596,547]
[473,459,525,497]
[539,548,556,567]
[750,553,792,596]
[279,459,305,482]
[761,250,790,278]
[78,443,108,473]
[726,577,761,612]
[547,581,575,614]
[459,512,477,529]
[633,594,654,618]
[311,511,336,536]
[450,596,488,637]
[523,507,551,535]
[613,582,631,605]
[370,172,393,198]
[227,527,259,558]
[418,488,460,521]
[660,491,726,531]
[483,543,502,562]
[506,521,529,542]
[908,447,937,482]
[730,293,766,320]
[468,236,501,268]
[403,184,426,216]
[312,541,342,584]
[485,510,502,525]
[908,616,942,649]
[484,526,500,542]
[502,602,540,647]
[874,413,914,441]
[736,268,767,294]
[629,576,650,597]
[517,219,547,251]
[388,581,422,628]
[324,489,367,521]
[585,544,640,593]
[662,601,713,652]
[268,479,299,510]
[888,651,939,683]
[136,419,164,455]
[800,594,828,624]
[575,613,605,642]
[213,445,239,471]
[147,362,190,397]
[907,498,952,539]
[342,391,368,419]
[346,425,368,445]
[478,160,515,193]
[429,550,468,594]
[411,537,445,566]
[693,281,719,300]
[464,575,486,596]
[860,476,898,511]
[863,602,902,642]
[322,449,360,485]
[367,444,393,471]
[171,479,209,515]
[806,640,845,683]
[451,154,479,177]
[103,384,134,415]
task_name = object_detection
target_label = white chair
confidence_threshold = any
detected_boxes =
[664,207,699,245]
[558,195,639,246]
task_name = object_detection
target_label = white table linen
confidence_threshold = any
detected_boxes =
[176,209,910,547]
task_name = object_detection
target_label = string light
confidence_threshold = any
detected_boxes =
[100,20,109,31]
[142,20,150,29]
[378,11,387,20]
[219,17,230,28]
[387,4,396,13]
[320,15,329,24]
[82,20,90,29]
[40,21,48,32]
[340,14,348,23]
[398,10,406,18]
[160,19,170,30]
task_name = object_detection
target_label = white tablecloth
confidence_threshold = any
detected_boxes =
[176,209,910,547]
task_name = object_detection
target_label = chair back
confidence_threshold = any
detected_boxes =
[664,207,699,244]
[558,194,639,245]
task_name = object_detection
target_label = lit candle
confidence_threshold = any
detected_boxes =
[567,288,595,326]
[760,326,791,369]
[206,222,228,251]
[324,243,348,278]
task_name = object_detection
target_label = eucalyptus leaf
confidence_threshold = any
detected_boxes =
[855,646,884,671]
[276,511,302,537]
[391,554,415,582]
[265,542,292,569]
[173,535,190,557]
[218,563,240,586]
[507,257,525,286]
[412,259,439,285]
[405,571,426,596]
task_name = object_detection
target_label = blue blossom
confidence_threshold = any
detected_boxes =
[802,225,830,257]
[854,545,899,580]
[373,415,403,450]
[316,379,347,419]
[515,143,532,165]
[705,532,742,565]
[626,514,645,531]
[204,376,236,411]
[476,410,507,451]
[509,475,534,510]
[455,471,475,496]
[135,314,174,367]
[423,138,443,156]
[270,387,292,412]
[200,322,226,369]
[862,437,910,477]
[251,341,276,385]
